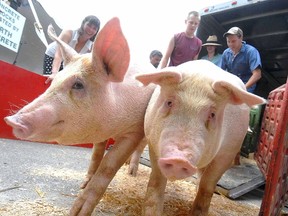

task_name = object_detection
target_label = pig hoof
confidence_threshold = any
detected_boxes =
[128,165,138,177]
[190,206,209,216]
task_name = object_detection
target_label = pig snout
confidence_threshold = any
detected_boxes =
[158,157,197,180]
[4,105,60,141]
[4,115,31,139]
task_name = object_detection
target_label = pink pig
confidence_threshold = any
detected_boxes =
[135,60,266,216]
[5,17,154,215]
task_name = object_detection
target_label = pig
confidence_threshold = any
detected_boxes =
[135,60,266,216]
[4,17,155,215]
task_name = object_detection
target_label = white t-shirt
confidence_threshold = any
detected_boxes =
[45,30,93,57]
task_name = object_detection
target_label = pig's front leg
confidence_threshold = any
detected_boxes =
[80,141,107,189]
[190,154,236,215]
[70,136,142,216]
[143,144,167,216]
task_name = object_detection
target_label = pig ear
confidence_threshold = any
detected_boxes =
[212,80,266,107]
[93,17,130,82]
[135,71,182,86]
[47,25,79,65]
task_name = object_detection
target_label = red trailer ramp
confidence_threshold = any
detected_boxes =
[255,79,288,216]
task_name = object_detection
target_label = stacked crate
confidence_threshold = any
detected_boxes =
[254,80,288,216]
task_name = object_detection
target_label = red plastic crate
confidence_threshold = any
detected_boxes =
[254,79,288,216]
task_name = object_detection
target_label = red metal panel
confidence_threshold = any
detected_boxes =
[255,79,288,216]
[0,60,49,139]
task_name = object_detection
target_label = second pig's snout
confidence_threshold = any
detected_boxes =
[158,157,197,180]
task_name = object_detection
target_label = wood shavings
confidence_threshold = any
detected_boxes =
[0,200,68,216]
[92,164,259,216]
[31,166,85,181]
[35,186,46,198]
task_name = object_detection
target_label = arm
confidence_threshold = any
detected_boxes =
[193,54,199,60]
[159,36,175,69]
[245,48,262,89]
[245,68,261,90]
[45,30,73,84]
[193,39,202,60]
[220,52,227,70]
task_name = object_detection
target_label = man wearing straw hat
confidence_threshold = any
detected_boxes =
[201,35,222,66]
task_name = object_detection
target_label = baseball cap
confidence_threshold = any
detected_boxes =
[223,27,243,38]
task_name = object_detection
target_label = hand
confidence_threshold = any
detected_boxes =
[44,73,56,84]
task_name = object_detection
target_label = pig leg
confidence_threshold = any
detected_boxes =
[127,138,147,176]
[143,145,167,216]
[190,153,237,215]
[70,136,143,216]
[80,141,107,189]
[233,152,241,165]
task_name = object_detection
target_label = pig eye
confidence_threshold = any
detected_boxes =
[166,100,173,108]
[205,112,216,129]
[72,81,84,90]
[209,112,215,119]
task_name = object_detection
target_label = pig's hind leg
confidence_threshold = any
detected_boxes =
[70,136,143,216]
[80,141,107,189]
[127,138,147,176]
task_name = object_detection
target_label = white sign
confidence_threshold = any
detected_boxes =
[0,1,26,53]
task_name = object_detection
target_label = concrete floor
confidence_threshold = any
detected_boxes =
[0,138,90,210]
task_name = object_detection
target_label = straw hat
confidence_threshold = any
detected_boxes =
[202,35,222,46]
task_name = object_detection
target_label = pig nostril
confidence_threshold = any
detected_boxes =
[164,163,173,169]
[53,120,64,126]
[159,158,197,180]
[182,167,189,173]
